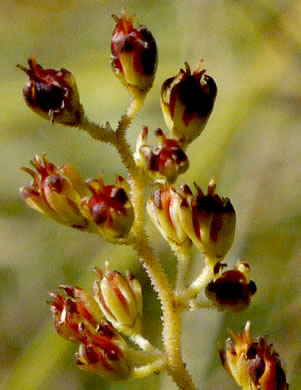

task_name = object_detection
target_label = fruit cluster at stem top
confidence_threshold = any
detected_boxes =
[18,9,288,390]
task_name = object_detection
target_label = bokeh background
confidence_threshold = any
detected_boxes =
[1,0,300,389]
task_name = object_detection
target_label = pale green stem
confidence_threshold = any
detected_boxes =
[130,334,162,354]
[115,94,146,174]
[176,261,214,308]
[128,348,166,364]
[114,95,149,235]
[129,172,197,390]
[80,96,197,390]
[131,357,167,379]
[107,235,133,246]
[170,240,192,294]
[187,297,215,311]
[116,93,146,137]
[117,97,197,389]
[132,235,197,390]
[78,114,116,144]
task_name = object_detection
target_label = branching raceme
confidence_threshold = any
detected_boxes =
[18,9,289,390]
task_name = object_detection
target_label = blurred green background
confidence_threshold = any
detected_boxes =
[1,0,300,389]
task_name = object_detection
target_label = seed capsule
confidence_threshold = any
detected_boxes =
[147,185,190,247]
[178,180,236,264]
[111,9,157,96]
[161,61,217,145]
[205,262,257,312]
[20,155,88,229]
[93,262,143,336]
[135,127,189,183]
[80,176,134,240]
[220,322,289,390]
[17,56,83,125]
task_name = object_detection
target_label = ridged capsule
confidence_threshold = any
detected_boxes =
[135,127,189,183]
[17,56,83,125]
[20,155,88,229]
[111,9,157,96]
[220,322,289,390]
[161,61,217,145]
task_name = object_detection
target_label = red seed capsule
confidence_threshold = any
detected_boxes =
[135,127,189,183]
[161,61,217,145]
[17,56,82,125]
[111,9,157,96]
[219,321,289,390]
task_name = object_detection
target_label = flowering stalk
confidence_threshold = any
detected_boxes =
[176,261,214,308]
[106,94,198,389]
[17,8,289,390]
[172,241,192,294]
[79,117,116,145]
[115,96,147,175]
[132,234,197,390]
[132,357,167,379]
[75,88,197,388]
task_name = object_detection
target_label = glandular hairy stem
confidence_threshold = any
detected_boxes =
[79,114,116,144]
[115,96,197,390]
[132,235,197,390]
[80,94,197,389]
[131,357,167,379]
[170,241,192,294]
[128,166,196,388]
[130,334,162,354]
[115,95,146,173]
[176,261,214,308]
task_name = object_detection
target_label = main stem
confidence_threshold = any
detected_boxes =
[80,95,197,389]
[132,233,196,390]
[114,97,197,390]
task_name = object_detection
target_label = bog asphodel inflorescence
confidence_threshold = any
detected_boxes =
[18,9,288,390]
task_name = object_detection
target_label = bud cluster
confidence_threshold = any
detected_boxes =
[148,180,236,265]
[48,264,144,381]
[21,156,134,239]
